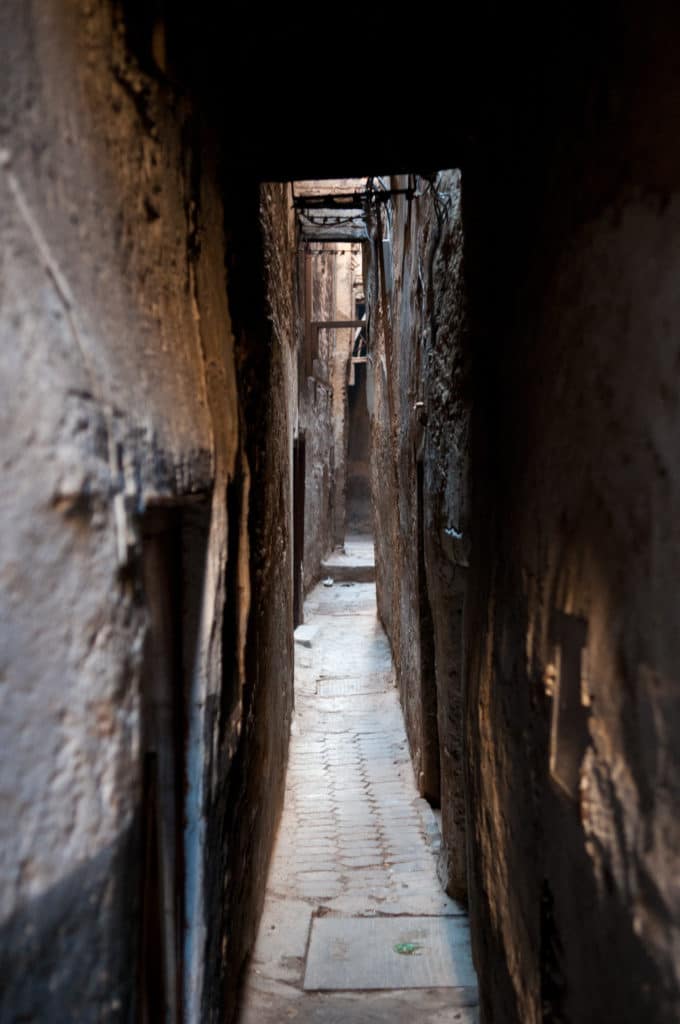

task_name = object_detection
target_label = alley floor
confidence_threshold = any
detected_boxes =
[238,561,479,1023]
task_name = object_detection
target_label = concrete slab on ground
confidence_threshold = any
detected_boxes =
[295,623,319,648]
[317,673,393,697]
[321,535,376,583]
[321,562,376,583]
[303,915,477,991]
[239,987,479,1024]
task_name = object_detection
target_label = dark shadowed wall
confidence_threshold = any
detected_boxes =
[0,5,293,1021]
[461,7,680,1021]
[367,171,470,900]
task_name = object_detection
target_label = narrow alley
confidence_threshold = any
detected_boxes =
[240,546,477,1024]
[3,6,680,1024]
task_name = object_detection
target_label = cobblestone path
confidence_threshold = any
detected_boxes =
[239,580,478,1023]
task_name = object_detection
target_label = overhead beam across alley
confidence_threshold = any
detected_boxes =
[300,225,368,241]
[311,321,365,330]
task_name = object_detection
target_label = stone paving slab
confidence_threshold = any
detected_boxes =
[239,986,479,1024]
[238,580,478,1024]
[304,581,377,616]
[303,915,476,991]
[317,673,392,696]
[321,536,376,583]
[295,623,319,648]
[320,561,376,583]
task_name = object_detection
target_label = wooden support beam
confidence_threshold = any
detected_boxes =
[299,208,365,221]
[311,320,364,329]
[300,224,368,241]
[294,194,366,212]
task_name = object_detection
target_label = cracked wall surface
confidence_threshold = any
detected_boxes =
[367,172,469,901]
[0,4,292,1021]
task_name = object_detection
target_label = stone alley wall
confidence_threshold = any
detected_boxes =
[368,172,469,901]
[460,9,680,1022]
[298,247,335,592]
[0,5,293,1021]
[369,36,680,1014]
[295,228,364,593]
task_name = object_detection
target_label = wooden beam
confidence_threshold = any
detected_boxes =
[296,205,364,218]
[300,224,368,241]
[311,320,364,329]
[294,195,366,212]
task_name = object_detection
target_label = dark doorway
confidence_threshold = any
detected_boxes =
[138,499,211,1023]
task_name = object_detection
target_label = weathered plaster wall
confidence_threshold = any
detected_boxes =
[368,172,469,898]
[461,9,680,1021]
[299,250,334,591]
[330,247,362,546]
[297,236,362,589]
[208,179,295,1023]
[0,5,292,1021]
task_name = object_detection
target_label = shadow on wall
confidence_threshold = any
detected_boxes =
[0,832,140,1022]
[139,498,212,1023]
[0,496,214,1024]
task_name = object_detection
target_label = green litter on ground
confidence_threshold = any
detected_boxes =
[394,942,423,955]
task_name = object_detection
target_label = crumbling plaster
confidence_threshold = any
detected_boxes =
[0,5,293,1020]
